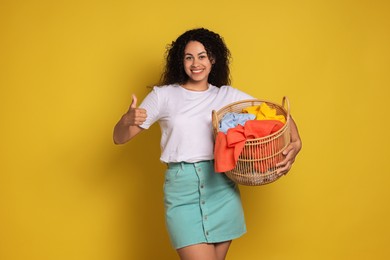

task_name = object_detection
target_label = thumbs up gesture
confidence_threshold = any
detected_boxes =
[123,94,147,126]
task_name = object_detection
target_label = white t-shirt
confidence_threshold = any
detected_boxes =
[139,84,254,163]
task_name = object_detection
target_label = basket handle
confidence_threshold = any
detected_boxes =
[211,110,219,138]
[282,96,291,119]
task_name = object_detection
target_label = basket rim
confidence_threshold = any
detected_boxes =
[212,97,290,141]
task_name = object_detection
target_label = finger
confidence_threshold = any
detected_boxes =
[136,108,147,115]
[134,118,146,125]
[282,145,293,156]
[277,149,291,166]
[133,109,147,119]
[276,158,288,167]
[130,94,138,109]
[277,161,291,175]
[277,151,296,167]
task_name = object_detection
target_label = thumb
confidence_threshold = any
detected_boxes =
[130,94,137,109]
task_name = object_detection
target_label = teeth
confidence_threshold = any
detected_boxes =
[192,69,203,73]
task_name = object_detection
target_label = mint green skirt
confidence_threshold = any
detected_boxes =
[164,160,246,249]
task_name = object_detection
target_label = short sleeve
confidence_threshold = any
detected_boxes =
[138,87,161,129]
[232,87,254,100]
[218,86,255,105]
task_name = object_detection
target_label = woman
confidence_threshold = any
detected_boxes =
[113,28,301,260]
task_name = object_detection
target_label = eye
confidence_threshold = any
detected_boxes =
[199,55,207,60]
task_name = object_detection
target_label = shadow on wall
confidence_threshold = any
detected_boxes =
[107,124,178,259]
[101,59,179,259]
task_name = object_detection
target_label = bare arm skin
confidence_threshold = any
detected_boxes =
[276,116,302,174]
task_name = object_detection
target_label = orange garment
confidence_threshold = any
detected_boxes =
[214,120,284,173]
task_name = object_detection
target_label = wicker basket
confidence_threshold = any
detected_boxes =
[212,97,291,186]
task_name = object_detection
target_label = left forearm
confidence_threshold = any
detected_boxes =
[289,116,302,149]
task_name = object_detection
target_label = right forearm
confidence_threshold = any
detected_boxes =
[113,119,131,144]
[113,118,143,144]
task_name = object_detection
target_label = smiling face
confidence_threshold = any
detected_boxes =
[182,41,214,90]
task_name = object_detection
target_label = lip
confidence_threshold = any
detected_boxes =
[191,68,204,74]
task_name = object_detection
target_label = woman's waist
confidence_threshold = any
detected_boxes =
[167,160,214,169]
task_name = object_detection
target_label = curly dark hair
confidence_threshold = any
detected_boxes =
[159,28,231,88]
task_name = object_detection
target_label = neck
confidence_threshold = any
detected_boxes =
[182,81,209,91]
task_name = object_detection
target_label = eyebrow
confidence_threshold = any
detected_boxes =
[184,51,207,56]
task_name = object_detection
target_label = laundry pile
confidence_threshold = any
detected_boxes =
[214,102,286,173]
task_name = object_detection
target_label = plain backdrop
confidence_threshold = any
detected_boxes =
[1,0,389,259]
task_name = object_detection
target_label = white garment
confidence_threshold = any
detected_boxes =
[139,84,254,163]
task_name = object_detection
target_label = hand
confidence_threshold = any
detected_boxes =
[276,139,302,175]
[122,94,147,126]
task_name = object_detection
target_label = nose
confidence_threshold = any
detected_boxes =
[190,57,200,67]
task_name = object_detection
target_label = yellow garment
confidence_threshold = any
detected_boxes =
[242,103,286,124]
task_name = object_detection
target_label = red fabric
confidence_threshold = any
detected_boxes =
[214,120,284,173]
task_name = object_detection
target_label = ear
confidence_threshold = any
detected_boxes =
[210,57,216,64]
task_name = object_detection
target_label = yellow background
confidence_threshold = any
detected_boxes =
[1,0,389,259]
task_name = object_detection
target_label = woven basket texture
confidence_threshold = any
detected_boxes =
[212,97,291,186]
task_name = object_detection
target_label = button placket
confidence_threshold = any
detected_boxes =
[196,164,210,240]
